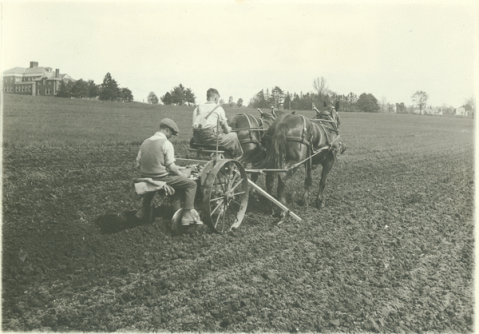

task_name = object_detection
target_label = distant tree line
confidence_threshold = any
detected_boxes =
[248,78,475,116]
[248,78,381,113]
[158,84,196,105]
[393,92,475,116]
[56,72,133,102]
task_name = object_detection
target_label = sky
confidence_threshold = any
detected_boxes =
[1,1,477,107]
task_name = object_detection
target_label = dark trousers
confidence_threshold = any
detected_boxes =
[141,174,197,211]
[193,128,243,157]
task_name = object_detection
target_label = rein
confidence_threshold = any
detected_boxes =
[311,118,339,133]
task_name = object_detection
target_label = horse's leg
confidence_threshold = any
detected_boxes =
[278,168,296,205]
[249,172,260,202]
[301,162,313,208]
[316,153,335,209]
[265,172,275,214]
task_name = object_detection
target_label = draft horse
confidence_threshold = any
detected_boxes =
[262,102,344,210]
[227,108,287,165]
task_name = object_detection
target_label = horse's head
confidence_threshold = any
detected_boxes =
[314,101,340,128]
[258,108,276,123]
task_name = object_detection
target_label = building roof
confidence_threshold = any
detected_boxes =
[24,67,49,75]
[3,64,74,81]
[3,67,26,75]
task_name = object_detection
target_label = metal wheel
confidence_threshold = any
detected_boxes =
[203,159,249,233]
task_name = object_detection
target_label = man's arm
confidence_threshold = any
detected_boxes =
[163,141,186,178]
[218,108,232,134]
[192,107,198,127]
[168,162,187,178]
[135,150,141,169]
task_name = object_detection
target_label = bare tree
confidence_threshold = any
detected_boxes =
[313,77,330,96]
[380,96,388,113]
[411,91,428,114]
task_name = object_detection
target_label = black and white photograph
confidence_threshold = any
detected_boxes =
[1,0,477,332]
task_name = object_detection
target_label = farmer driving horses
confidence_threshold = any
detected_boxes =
[192,88,243,158]
[135,118,202,226]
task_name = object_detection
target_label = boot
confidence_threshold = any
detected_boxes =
[181,209,203,226]
[136,207,146,219]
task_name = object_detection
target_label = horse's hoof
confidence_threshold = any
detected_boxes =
[298,198,308,207]
[315,200,324,210]
[272,210,281,218]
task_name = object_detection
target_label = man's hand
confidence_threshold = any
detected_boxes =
[168,163,186,178]
[221,119,232,134]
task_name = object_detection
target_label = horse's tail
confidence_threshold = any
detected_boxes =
[265,122,289,169]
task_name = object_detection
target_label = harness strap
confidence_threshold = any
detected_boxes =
[286,136,311,147]
[300,115,314,172]
[235,113,265,146]
[311,117,339,132]
[243,113,253,128]
[256,116,264,128]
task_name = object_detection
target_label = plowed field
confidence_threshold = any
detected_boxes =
[2,96,474,332]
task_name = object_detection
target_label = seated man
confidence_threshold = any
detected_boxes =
[192,88,243,158]
[135,118,201,226]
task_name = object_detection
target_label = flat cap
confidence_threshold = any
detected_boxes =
[159,118,179,135]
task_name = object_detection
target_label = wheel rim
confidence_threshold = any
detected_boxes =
[204,160,249,233]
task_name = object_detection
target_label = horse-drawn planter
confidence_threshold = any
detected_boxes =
[145,103,344,234]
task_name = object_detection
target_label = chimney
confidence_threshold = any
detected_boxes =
[30,61,39,68]
[55,69,59,78]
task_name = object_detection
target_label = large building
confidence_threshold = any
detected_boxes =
[2,61,74,96]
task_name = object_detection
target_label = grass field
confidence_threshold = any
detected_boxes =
[2,94,274,147]
[2,94,475,332]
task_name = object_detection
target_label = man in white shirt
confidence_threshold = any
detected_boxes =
[136,118,201,226]
[192,88,243,158]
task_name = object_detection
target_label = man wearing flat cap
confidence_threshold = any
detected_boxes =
[135,118,201,226]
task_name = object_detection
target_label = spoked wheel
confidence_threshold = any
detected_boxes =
[203,159,249,233]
